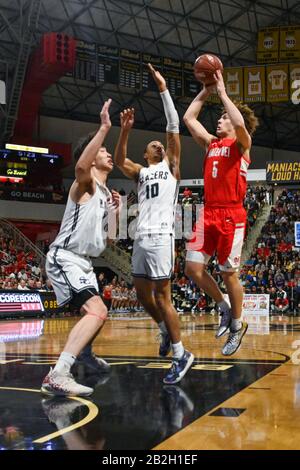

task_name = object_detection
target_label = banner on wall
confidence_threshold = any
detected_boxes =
[266,161,300,183]
[244,66,266,102]
[224,67,243,101]
[257,27,279,64]
[266,64,289,102]
[206,87,220,104]
[280,26,300,61]
[289,63,300,100]
[0,188,66,204]
[224,294,270,335]
[0,291,60,318]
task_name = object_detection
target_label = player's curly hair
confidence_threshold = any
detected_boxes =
[74,131,106,161]
[222,101,259,136]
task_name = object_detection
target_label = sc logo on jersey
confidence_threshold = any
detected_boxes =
[79,277,88,285]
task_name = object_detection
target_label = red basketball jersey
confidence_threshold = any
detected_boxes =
[203,137,250,207]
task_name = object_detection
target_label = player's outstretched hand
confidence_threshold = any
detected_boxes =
[148,63,167,93]
[100,99,112,129]
[120,108,135,131]
[212,70,226,97]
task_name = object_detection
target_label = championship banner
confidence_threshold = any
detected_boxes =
[224,67,243,101]
[289,63,300,100]
[224,294,270,335]
[266,161,300,183]
[280,26,300,61]
[206,86,220,104]
[257,27,279,64]
[295,222,300,247]
[244,66,266,102]
[266,64,289,102]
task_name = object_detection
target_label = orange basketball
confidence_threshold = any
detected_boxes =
[193,54,223,85]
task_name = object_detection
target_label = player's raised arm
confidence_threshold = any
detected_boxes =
[75,99,112,186]
[148,63,181,179]
[114,108,143,181]
[213,70,252,151]
[183,86,216,151]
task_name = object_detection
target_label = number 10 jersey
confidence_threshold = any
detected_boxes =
[136,158,179,236]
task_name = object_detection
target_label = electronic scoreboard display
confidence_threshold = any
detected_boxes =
[73,40,97,82]
[0,149,62,167]
[67,40,200,98]
[142,53,163,92]
[163,57,183,97]
[98,45,119,85]
[183,62,201,97]
[119,49,141,89]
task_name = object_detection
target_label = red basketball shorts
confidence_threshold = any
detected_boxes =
[186,206,247,272]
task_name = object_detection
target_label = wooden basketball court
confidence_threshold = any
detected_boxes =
[1,314,299,450]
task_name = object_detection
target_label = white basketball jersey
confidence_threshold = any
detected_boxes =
[136,158,179,235]
[50,179,111,257]
[248,72,262,95]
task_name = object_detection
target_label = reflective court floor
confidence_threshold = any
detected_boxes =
[0,314,300,450]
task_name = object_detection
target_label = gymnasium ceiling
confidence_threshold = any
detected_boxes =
[0,0,300,151]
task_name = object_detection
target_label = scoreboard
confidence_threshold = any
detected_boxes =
[98,45,119,84]
[0,149,62,167]
[66,41,200,97]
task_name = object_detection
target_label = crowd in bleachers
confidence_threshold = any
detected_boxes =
[0,225,52,292]
[111,185,273,314]
[97,272,142,314]
[1,186,299,315]
[241,189,300,314]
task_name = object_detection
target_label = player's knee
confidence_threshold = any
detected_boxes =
[86,305,107,322]
[154,291,169,309]
[185,263,201,280]
[136,290,148,305]
[221,271,237,282]
[184,264,193,278]
[82,297,108,322]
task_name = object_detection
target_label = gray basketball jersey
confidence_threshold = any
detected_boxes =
[50,179,111,257]
[136,158,179,235]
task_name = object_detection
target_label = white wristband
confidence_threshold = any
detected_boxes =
[160,89,179,133]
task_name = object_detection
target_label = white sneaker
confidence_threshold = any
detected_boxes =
[222,322,248,356]
[41,368,94,397]
[216,309,232,338]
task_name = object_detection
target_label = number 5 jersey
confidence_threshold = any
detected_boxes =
[203,137,250,208]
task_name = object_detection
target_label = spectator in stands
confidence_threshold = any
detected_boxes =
[17,269,27,281]
[97,272,107,294]
[102,283,112,311]
[18,279,28,291]
[27,279,36,290]
[275,287,289,314]
[36,280,44,291]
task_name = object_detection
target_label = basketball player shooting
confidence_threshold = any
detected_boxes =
[114,63,194,384]
[184,68,258,355]
[41,99,122,396]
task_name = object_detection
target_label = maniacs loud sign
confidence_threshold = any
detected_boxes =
[266,161,300,183]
